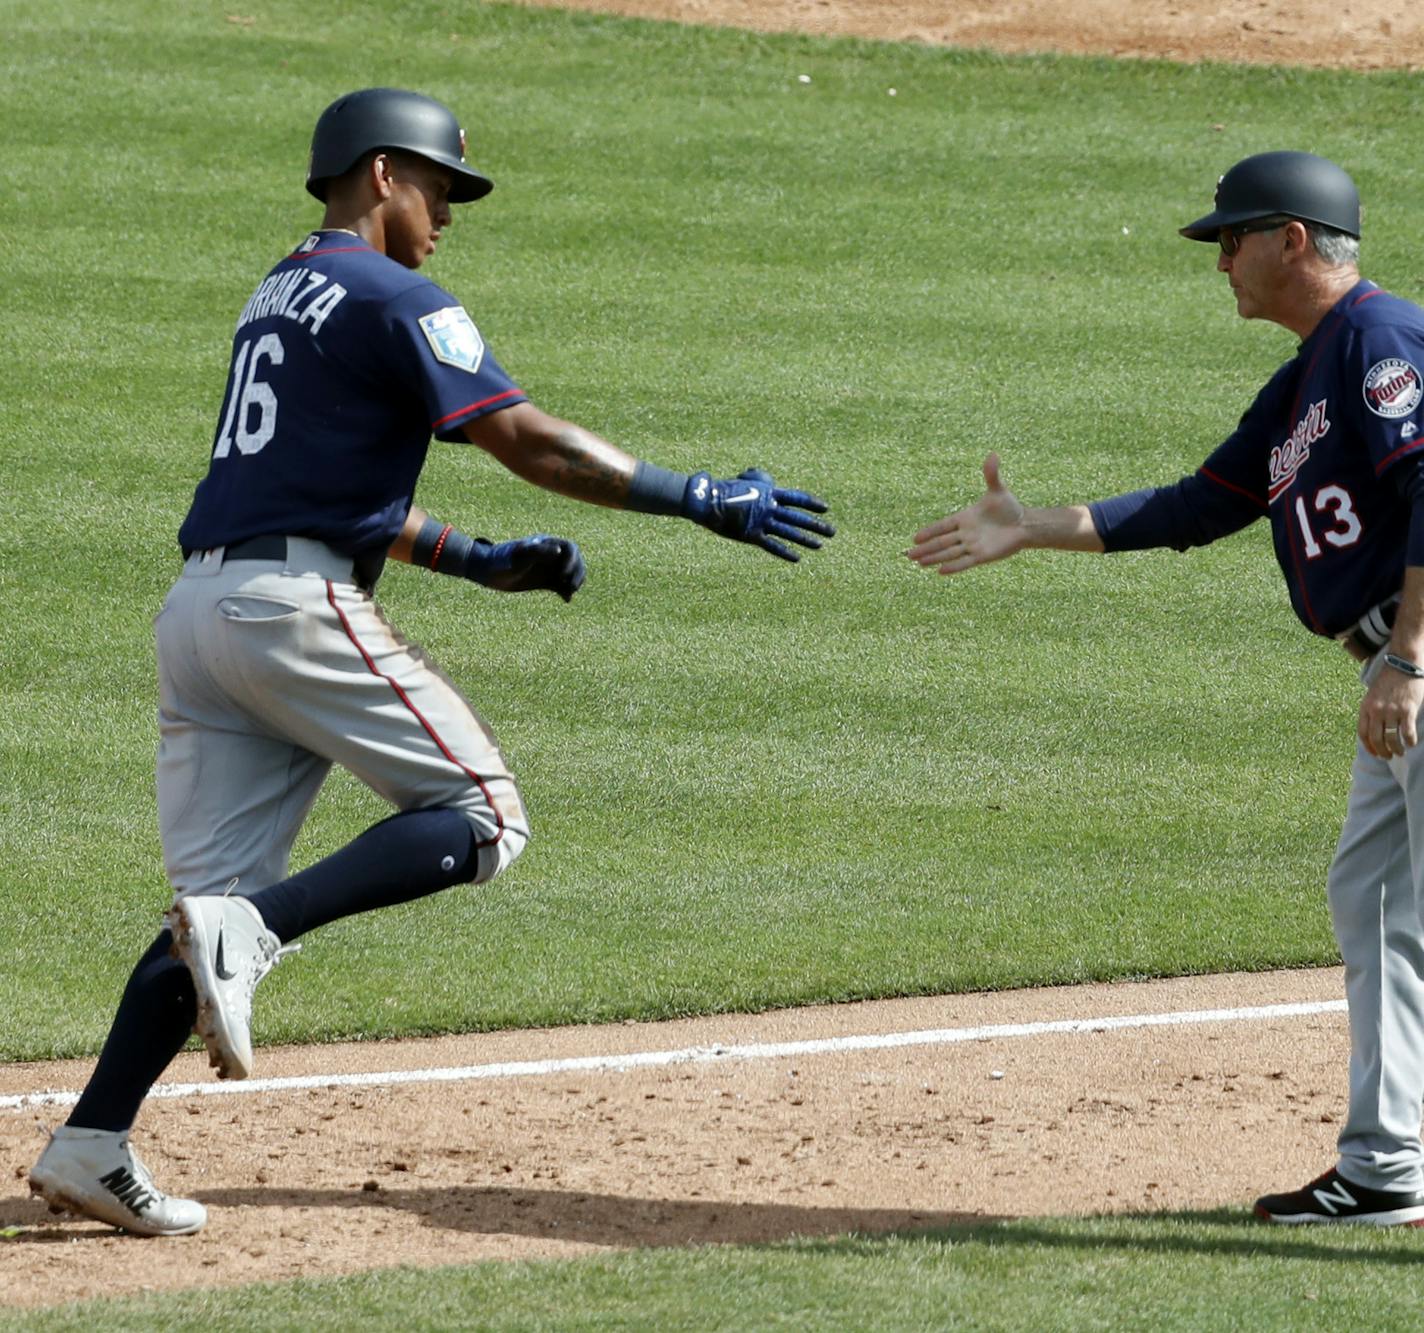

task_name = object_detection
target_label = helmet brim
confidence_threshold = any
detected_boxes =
[306,156,494,205]
[439,157,494,204]
[1178,208,1273,242]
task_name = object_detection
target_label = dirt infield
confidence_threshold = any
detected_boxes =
[508,0,1424,69]
[2,1,1397,1311]
[2,968,1351,1308]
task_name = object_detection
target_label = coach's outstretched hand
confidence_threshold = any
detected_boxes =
[681,468,835,562]
[906,453,1029,575]
[464,535,586,602]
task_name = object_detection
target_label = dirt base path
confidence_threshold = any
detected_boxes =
[508,0,1424,69]
[2,967,1349,1309]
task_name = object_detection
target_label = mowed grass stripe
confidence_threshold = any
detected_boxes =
[12,1215,1424,1331]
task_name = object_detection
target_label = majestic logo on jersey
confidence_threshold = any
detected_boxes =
[1268,399,1331,501]
[419,307,485,373]
[1364,358,1423,419]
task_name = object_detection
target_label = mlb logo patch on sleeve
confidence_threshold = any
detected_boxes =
[419,307,485,373]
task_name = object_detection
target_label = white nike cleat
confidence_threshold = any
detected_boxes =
[167,892,297,1081]
[29,1125,207,1236]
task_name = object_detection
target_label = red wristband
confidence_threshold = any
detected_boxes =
[429,524,453,569]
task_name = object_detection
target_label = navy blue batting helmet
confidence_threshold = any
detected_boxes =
[1180,151,1360,242]
[306,88,493,204]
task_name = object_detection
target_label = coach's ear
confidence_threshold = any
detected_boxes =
[1280,218,1312,263]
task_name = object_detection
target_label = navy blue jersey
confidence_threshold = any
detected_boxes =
[1091,281,1424,636]
[178,231,527,557]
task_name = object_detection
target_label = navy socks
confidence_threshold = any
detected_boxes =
[68,931,195,1132]
[244,807,481,943]
[67,807,480,1132]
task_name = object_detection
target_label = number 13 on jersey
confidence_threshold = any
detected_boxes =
[1294,483,1362,559]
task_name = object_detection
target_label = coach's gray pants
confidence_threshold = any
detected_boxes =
[1329,654,1424,1191]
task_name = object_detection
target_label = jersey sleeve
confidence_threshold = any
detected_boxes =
[1088,364,1291,551]
[1348,321,1424,479]
[382,282,527,442]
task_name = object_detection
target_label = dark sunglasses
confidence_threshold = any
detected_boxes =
[1218,215,1294,257]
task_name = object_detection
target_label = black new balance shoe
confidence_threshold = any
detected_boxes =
[1255,1168,1424,1226]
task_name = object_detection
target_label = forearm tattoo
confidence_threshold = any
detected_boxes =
[544,425,633,504]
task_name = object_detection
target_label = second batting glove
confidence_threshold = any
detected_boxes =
[463,535,587,602]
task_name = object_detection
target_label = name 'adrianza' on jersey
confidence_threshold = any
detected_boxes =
[178,231,527,558]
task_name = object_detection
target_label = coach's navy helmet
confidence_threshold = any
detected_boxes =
[306,88,493,204]
[1179,151,1360,242]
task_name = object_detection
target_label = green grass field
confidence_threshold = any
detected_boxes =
[6,0,1424,1325]
[13,1214,1424,1331]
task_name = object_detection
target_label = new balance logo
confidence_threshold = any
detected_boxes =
[1311,1178,1357,1215]
[100,1166,156,1216]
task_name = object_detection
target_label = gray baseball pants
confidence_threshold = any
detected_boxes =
[1329,651,1424,1191]
[154,539,529,899]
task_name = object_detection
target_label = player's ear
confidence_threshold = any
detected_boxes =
[369,152,397,200]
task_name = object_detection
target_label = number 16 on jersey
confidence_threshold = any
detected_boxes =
[214,334,285,458]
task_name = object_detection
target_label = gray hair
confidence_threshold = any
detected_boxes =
[1306,223,1360,267]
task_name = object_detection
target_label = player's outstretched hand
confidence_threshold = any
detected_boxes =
[906,453,1028,575]
[681,468,835,562]
[464,535,586,602]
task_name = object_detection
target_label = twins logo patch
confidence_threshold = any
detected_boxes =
[1363,357,1423,419]
[419,307,485,373]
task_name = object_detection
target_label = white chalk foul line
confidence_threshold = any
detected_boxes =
[0,997,1345,1112]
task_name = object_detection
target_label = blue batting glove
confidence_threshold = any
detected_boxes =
[464,535,586,602]
[681,468,835,562]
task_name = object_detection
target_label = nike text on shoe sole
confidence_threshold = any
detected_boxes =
[29,1171,205,1237]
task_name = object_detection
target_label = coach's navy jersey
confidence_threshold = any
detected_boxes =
[1091,281,1424,637]
[178,231,527,557]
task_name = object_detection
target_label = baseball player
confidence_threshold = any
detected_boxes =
[909,151,1424,1225]
[28,87,834,1236]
